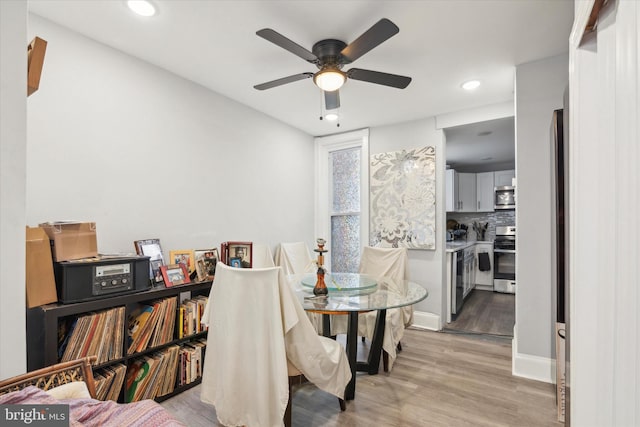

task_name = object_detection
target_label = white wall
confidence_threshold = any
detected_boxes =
[27,15,314,258]
[0,0,28,379]
[369,117,445,329]
[514,54,568,381]
[569,1,640,425]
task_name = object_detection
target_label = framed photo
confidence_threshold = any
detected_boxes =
[160,263,190,287]
[169,250,196,274]
[229,257,242,268]
[195,248,218,281]
[221,241,252,268]
[134,238,165,284]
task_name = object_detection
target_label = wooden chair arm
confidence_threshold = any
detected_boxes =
[0,356,97,399]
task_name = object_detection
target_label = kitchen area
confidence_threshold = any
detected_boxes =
[444,117,516,338]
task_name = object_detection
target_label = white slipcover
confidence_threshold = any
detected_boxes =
[274,242,315,276]
[331,246,409,370]
[252,243,276,269]
[274,242,324,333]
[200,262,351,427]
[201,243,274,327]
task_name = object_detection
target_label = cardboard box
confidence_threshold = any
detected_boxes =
[39,221,98,262]
[25,226,58,308]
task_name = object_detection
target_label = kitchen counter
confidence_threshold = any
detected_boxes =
[446,240,492,252]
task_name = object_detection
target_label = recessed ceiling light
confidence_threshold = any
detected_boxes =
[325,112,339,121]
[127,0,156,17]
[461,80,481,90]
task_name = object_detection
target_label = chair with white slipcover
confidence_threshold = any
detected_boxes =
[329,246,409,371]
[358,246,411,371]
[275,241,326,334]
[200,262,351,427]
[201,242,275,327]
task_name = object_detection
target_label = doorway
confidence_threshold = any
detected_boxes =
[443,117,516,340]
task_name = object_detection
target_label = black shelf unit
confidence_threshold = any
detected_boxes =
[26,280,212,401]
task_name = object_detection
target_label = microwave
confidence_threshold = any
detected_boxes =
[494,186,516,210]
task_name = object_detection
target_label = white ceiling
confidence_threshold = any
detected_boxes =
[445,117,515,173]
[28,0,574,167]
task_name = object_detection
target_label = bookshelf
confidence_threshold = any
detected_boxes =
[26,280,212,402]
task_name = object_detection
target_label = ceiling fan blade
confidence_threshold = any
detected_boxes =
[256,28,318,63]
[324,90,340,110]
[254,73,313,90]
[347,68,412,89]
[340,18,399,63]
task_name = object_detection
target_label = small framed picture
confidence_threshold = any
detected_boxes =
[229,257,242,268]
[160,263,190,287]
[195,248,218,281]
[169,250,196,274]
[221,242,252,268]
[134,238,165,284]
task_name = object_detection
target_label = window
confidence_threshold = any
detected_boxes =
[315,130,369,273]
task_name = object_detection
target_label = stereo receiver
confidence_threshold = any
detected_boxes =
[54,255,150,303]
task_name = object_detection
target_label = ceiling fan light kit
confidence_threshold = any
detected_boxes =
[126,0,156,17]
[313,68,346,92]
[324,111,339,121]
[462,80,481,90]
[254,18,412,113]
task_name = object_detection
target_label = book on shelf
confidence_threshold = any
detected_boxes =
[177,295,208,338]
[177,340,205,387]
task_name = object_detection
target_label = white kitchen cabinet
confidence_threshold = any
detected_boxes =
[445,169,457,212]
[475,243,493,290]
[457,173,476,212]
[446,169,476,212]
[494,169,516,187]
[462,246,476,298]
[476,172,495,212]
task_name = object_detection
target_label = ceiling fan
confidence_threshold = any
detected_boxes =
[253,18,412,111]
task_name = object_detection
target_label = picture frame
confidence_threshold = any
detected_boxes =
[229,257,242,268]
[169,250,196,274]
[134,238,165,284]
[194,248,218,282]
[160,263,190,288]
[221,241,252,268]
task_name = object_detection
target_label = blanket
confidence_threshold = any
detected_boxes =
[0,386,185,427]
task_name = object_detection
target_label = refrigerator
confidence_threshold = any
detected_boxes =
[551,101,570,424]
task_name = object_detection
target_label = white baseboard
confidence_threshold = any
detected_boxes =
[411,310,441,331]
[511,329,555,384]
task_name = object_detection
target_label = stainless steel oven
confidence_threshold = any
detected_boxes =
[494,226,515,293]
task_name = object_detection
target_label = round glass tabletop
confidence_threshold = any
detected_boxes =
[300,272,378,295]
[292,273,428,312]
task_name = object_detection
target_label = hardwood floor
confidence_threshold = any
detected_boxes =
[161,328,561,427]
[446,290,515,339]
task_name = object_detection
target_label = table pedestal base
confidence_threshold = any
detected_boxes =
[322,309,386,400]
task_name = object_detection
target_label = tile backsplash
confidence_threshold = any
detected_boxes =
[446,210,515,242]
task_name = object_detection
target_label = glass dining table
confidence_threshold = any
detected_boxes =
[290,273,428,400]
